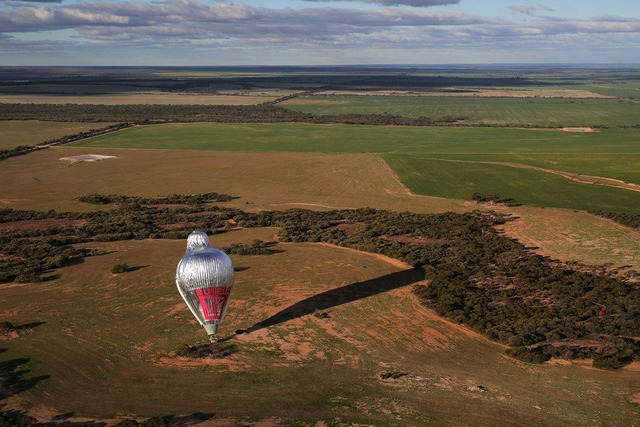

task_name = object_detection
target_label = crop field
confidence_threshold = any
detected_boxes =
[383,155,640,214]
[0,93,278,105]
[282,96,640,127]
[72,123,640,213]
[0,120,114,149]
[2,233,639,425]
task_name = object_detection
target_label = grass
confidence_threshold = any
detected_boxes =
[72,123,640,213]
[0,146,460,213]
[2,234,639,425]
[76,123,640,156]
[0,120,114,150]
[498,205,640,268]
[282,96,640,127]
[383,155,640,214]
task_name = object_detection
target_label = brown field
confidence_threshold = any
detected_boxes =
[497,205,640,269]
[0,146,637,270]
[2,234,639,425]
[0,121,114,149]
[314,89,613,98]
[0,146,463,213]
[0,93,277,105]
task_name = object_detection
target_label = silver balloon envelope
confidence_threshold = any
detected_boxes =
[176,231,234,338]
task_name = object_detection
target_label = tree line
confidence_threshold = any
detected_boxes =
[591,211,640,229]
[0,103,462,126]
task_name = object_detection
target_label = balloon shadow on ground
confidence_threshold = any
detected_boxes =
[245,268,424,333]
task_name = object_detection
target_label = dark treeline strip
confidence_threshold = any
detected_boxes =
[1,196,638,368]
[223,240,281,255]
[78,192,235,205]
[0,103,461,126]
[591,211,640,229]
[0,122,133,162]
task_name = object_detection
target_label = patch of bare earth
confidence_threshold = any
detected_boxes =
[59,154,117,165]
[0,218,85,232]
[561,127,597,132]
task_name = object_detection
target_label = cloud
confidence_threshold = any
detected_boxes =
[1,0,640,65]
[301,0,460,7]
[0,0,63,3]
[509,4,554,17]
[0,1,486,34]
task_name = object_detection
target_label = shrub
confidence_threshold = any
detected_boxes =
[111,264,131,274]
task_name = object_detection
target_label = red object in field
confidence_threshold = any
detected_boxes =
[196,286,232,321]
[599,305,608,316]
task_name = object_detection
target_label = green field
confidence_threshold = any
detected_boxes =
[384,155,640,213]
[73,123,640,213]
[76,123,640,155]
[282,96,640,127]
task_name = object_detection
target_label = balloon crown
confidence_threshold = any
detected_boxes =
[186,230,213,254]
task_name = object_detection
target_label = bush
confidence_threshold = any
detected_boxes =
[111,264,131,274]
[593,354,626,370]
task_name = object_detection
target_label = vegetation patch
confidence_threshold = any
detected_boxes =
[175,343,238,359]
[223,240,281,255]
[591,211,640,229]
[1,194,637,368]
[111,263,132,274]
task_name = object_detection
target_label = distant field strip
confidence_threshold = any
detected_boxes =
[74,123,640,182]
[0,93,277,105]
[0,120,114,149]
[282,96,640,127]
[72,123,640,212]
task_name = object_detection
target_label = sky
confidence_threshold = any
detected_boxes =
[0,0,639,65]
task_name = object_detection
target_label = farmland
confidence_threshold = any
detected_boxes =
[1,65,639,426]
[2,233,639,425]
[0,121,114,150]
[282,96,640,127]
[0,144,637,270]
[73,123,640,213]
[383,155,640,213]
[0,93,279,106]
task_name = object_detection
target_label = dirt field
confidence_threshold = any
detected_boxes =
[0,146,463,213]
[2,235,639,425]
[0,93,277,105]
[497,205,640,269]
[0,120,114,149]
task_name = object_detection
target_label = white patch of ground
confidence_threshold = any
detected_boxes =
[59,154,117,165]
[561,127,597,132]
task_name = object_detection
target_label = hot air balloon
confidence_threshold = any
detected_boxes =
[176,231,234,342]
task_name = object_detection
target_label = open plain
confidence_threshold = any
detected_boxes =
[1,65,639,426]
